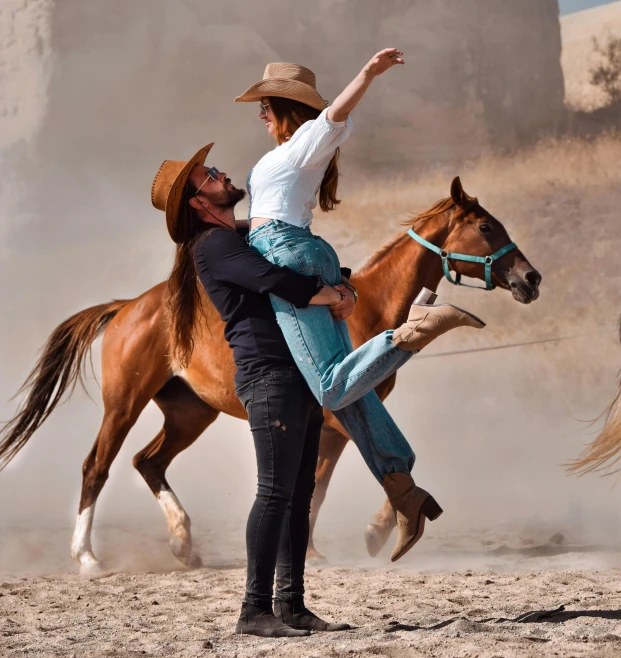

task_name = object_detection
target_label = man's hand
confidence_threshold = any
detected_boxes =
[330,284,356,320]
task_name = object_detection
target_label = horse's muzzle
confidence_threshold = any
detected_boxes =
[509,268,541,304]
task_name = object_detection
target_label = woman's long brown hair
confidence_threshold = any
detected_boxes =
[166,183,208,369]
[268,96,341,212]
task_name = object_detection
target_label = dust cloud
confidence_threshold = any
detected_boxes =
[1,0,620,581]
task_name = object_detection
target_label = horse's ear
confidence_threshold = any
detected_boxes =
[450,176,466,207]
[450,176,477,210]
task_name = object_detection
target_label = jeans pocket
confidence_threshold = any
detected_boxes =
[267,368,304,385]
[272,239,333,279]
[317,237,341,270]
[247,234,271,256]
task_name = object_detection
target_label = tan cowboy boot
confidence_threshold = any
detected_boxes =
[392,304,485,352]
[382,473,443,562]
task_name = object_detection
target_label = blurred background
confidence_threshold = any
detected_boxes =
[1,0,621,574]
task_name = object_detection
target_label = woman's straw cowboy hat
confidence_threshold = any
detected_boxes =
[235,62,328,111]
[151,143,214,243]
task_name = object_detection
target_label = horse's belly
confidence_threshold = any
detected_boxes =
[178,366,245,419]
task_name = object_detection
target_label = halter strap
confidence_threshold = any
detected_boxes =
[407,228,518,291]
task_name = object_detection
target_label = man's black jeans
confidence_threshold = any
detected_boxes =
[235,368,323,607]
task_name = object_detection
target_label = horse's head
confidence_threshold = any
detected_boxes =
[439,177,541,304]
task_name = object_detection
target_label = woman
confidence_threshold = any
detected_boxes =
[235,50,485,561]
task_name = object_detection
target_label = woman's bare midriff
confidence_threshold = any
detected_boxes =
[250,217,274,231]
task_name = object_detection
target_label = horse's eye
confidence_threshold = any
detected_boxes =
[479,224,492,234]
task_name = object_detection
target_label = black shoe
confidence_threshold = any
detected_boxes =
[274,598,351,632]
[235,601,310,637]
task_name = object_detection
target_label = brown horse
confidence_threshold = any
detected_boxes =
[567,318,621,479]
[0,178,540,574]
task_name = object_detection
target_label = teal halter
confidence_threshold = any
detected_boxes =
[407,228,518,291]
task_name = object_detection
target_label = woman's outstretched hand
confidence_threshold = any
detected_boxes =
[327,48,405,122]
[363,48,405,78]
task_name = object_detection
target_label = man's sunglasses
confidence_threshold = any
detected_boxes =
[195,167,221,195]
[258,102,270,116]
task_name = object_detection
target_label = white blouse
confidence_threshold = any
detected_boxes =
[247,108,353,228]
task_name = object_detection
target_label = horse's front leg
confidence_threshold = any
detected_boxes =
[306,422,350,565]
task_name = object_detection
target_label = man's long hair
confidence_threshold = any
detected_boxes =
[268,96,341,212]
[166,183,208,369]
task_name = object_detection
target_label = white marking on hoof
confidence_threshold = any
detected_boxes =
[364,522,393,558]
[365,524,383,558]
[79,559,111,579]
[71,505,100,568]
[157,490,195,564]
[168,537,192,563]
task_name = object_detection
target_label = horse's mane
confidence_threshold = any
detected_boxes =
[358,195,478,274]
[406,197,457,228]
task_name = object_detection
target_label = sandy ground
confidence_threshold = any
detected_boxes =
[2,527,621,658]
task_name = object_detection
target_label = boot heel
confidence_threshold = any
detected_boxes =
[421,495,443,521]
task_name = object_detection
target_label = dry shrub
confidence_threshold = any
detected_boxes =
[590,34,621,106]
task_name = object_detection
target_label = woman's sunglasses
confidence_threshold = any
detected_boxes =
[258,102,270,116]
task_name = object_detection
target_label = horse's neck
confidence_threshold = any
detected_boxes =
[350,218,448,339]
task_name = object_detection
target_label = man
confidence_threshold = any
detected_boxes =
[151,143,353,637]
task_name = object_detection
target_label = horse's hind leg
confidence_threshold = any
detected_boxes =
[70,285,170,575]
[306,424,350,565]
[71,397,153,575]
[133,377,219,568]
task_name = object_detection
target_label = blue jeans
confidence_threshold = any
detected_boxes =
[248,220,415,482]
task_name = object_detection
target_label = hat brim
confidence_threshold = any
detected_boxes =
[165,143,214,243]
[235,78,327,111]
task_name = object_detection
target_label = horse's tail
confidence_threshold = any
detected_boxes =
[567,316,621,477]
[0,299,130,471]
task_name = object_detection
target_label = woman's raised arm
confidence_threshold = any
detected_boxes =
[326,48,404,123]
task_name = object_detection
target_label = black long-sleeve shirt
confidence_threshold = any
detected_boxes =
[193,226,322,384]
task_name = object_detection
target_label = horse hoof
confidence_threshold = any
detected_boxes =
[365,524,390,558]
[169,538,202,569]
[79,560,112,579]
[305,550,328,567]
[186,553,203,569]
[169,538,192,561]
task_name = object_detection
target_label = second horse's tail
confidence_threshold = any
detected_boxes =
[567,317,621,477]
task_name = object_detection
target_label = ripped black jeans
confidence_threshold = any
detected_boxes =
[235,368,323,607]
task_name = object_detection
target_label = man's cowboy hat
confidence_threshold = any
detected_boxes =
[235,62,328,111]
[151,143,214,243]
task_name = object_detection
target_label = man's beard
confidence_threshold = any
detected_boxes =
[205,181,246,209]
